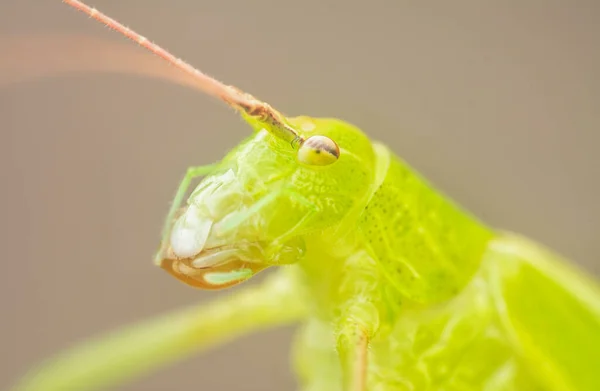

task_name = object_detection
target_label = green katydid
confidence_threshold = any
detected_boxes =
[11,1,600,390]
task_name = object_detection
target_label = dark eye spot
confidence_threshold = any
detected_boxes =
[297,135,340,166]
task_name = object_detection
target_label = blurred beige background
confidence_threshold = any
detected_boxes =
[1,1,598,390]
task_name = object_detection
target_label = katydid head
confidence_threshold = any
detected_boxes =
[158,116,378,290]
[59,0,378,290]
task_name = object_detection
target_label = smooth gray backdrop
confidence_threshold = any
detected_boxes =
[1,1,598,390]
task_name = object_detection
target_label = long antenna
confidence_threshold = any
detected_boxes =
[62,0,304,147]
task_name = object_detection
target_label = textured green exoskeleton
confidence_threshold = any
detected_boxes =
[153,116,600,391]
[11,2,600,391]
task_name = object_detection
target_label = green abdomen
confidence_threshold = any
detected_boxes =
[359,151,494,304]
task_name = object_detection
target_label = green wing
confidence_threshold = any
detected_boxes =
[485,233,600,391]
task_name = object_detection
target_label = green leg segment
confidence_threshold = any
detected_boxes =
[11,269,306,391]
[334,251,381,391]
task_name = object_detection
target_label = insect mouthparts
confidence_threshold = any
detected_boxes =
[170,206,213,259]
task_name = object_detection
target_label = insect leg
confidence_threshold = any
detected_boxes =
[336,323,370,391]
[155,164,217,263]
[11,268,306,391]
[334,251,381,391]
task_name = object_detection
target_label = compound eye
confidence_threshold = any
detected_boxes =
[297,135,340,166]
